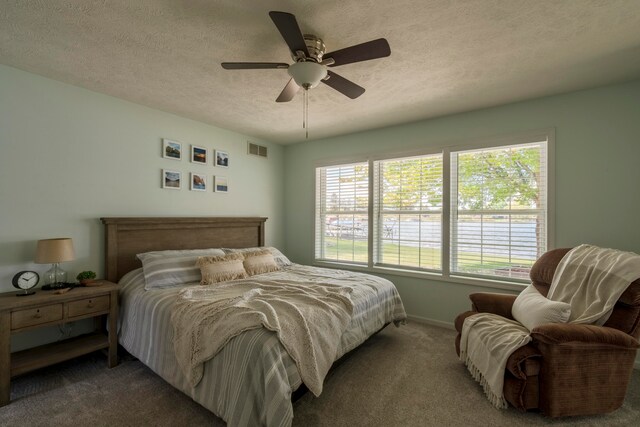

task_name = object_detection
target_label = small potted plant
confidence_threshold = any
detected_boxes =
[76,270,97,285]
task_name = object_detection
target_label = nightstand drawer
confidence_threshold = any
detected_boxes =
[11,304,63,330]
[67,296,110,318]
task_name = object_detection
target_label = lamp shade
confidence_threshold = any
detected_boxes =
[35,238,76,264]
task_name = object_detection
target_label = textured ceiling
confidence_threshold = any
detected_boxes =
[1,1,640,144]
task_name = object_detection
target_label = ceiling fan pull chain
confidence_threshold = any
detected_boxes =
[305,89,309,139]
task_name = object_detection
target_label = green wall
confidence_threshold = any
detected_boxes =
[2,62,639,347]
[0,65,285,349]
[283,79,640,326]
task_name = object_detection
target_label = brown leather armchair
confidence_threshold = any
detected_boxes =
[454,248,640,417]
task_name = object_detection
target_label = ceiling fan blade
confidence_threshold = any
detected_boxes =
[221,62,289,70]
[325,38,391,67]
[269,11,309,57]
[276,78,300,102]
[322,71,365,99]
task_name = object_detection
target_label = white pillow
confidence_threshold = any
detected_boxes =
[512,284,571,331]
[197,253,248,285]
[137,248,225,290]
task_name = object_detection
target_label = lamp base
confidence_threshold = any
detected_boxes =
[41,282,75,291]
[44,263,68,286]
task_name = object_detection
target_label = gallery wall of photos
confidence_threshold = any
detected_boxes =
[161,138,229,193]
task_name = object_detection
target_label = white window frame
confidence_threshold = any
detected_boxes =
[315,161,370,265]
[373,153,444,273]
[313,129,555,291]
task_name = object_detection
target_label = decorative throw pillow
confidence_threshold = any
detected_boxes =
[512,284,571,331]
[223,247,292,268]
[197,253,248,285]
[137,248,226,290]
[243,249,281,276]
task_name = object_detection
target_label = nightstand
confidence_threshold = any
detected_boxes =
[0,280,120,406]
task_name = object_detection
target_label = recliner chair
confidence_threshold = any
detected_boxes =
[454,248,640,417]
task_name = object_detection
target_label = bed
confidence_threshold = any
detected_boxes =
[101,217,406,427]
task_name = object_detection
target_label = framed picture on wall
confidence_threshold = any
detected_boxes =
[162,169,181,189]
[191,145,208,164]
[214,175,228,193]
[190,172,207,191]
[215,150,229,168]
[163,139,182,160]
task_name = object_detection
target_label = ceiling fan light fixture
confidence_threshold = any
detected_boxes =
[287,62,327,89]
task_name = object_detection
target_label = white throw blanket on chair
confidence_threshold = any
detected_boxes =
[461,244,640,409]
[459,313,531,409]
[547,244,640,325]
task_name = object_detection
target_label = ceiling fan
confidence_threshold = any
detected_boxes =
[221,11,391,102]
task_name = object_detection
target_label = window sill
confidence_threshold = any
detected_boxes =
[312,260,527,292]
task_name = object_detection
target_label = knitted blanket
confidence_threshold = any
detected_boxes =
[171,278,353,396]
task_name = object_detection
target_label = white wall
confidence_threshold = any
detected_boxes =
[0,64,285,348]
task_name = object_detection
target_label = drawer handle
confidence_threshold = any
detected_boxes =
[33,309,41,319]
[87,300,94,308]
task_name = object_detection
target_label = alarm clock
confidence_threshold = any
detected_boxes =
[12,270,40,296]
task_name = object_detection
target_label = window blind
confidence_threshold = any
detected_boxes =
[315,163,369,264]
[450,141,547,280]
[374,154,443,271]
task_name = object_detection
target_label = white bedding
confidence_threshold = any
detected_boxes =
[172,276,354,396]
[118,264,406,426]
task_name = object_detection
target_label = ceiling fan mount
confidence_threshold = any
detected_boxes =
[221,11,391,103]
[287,35,329,90]
[298,34,326,63]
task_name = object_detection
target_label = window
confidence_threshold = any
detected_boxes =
[315,162,369,264]
[450,142,547,280]
[374,154,443,271]
[314,132,551,285]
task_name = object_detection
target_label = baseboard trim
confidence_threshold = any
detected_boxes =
[406,314,455,330]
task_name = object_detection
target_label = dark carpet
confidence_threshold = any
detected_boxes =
[1,322,638,426]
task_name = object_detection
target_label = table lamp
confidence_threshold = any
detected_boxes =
[35,238,76,289]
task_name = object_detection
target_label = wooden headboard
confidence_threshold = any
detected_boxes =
[100,217,267,282]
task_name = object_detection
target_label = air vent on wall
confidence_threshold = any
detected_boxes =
[247,141,268,158]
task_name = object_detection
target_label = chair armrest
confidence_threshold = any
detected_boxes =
[468,293,517,320]
[531,323,640,348]
[532,323,639,417]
